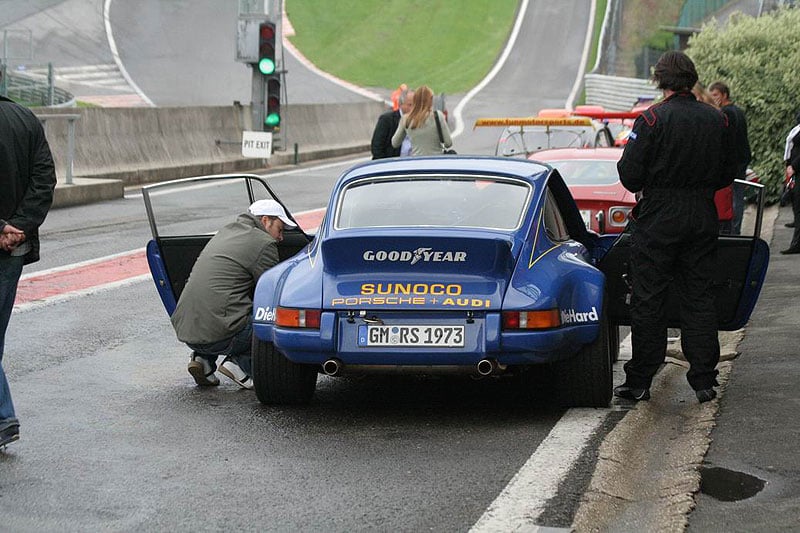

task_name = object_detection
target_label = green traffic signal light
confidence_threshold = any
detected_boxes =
[265,80,280,130]
[258,57,275,75]
[265,112,280,128]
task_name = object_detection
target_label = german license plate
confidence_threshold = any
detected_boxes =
[580,209,591,228]
[358,325,465,347]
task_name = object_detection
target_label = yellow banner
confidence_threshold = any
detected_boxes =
[473,117,593,128]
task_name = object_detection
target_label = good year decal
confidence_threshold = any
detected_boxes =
[362,247,467,265]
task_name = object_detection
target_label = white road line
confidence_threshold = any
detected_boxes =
[473,329,631,530]
[470,408,608,531]
[452,0,597,138]
[123,156,370,199]
[54,64,120,73]
[282,39,385,103]
[450,0,531,138]
[20,248,144,281]
[26,64,130,90]
[104,0,154,106]
[565,0,598,110]
[13,274,151,314]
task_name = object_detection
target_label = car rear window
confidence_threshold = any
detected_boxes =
[335,175,531,230]
[544,159,620,186]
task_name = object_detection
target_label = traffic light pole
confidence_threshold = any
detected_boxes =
[251,66,265,131]
[237,0,283,152]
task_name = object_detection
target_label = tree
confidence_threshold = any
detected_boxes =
[688,8,800,202]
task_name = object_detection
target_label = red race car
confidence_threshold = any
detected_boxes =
[532,147,635,234]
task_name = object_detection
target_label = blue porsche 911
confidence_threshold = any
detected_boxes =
[143,157,769,408]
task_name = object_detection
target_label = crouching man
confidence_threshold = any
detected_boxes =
[171,199,296,389]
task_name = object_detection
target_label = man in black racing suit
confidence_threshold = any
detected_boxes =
[614,51,736,404]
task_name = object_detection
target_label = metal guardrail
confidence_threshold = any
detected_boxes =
[36,114,80,185]
[3,70,74,106]
[584,73,660,111]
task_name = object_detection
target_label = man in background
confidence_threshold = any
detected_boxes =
[709,81,752,235]
[0,95,57,449]
[370,87,414,159]
[781,112,800,253]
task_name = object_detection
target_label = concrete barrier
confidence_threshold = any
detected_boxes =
[37,101,387,207]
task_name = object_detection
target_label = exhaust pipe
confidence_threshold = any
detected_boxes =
[322,359,342,376]
[476,359,497,376]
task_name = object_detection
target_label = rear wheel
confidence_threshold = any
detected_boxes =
[252,337,318,405]
[555,303,612,407]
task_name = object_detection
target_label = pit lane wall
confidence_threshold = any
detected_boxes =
[37,101,386,208]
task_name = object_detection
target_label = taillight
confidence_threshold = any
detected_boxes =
[502,309,561,329]
[608,207,631,226]
[275,307,321,328]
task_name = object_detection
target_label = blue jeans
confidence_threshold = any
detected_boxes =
[0,255,24,421]
[186,318,252,376]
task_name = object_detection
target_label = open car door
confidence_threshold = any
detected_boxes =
[599,179,770,330]
[142,174,311,316]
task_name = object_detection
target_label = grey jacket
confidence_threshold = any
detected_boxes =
[392,110,452,156]
[171,213,279,344]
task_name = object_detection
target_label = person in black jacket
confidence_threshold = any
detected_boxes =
[709,81,752,235]
[370,88,414,159]
[0,95,57,448]
[614,51,736,404]
[781,112,800,253]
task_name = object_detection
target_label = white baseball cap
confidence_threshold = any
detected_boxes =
[248,199,297,227]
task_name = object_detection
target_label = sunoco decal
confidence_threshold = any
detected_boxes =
[561,306,599,324]
[362,247,467,265]
[330,282,491,308]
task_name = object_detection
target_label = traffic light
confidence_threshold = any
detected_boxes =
[257,20,280,131]
[265,77,281,129]
[258,22,276,76]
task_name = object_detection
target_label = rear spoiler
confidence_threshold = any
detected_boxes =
[571,111,641,120]
[474,111,644,129]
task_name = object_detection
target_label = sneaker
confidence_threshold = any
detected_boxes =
[614,384,651,401]
[0,418,20,448]
[219,357,254,390]
[187,355,219,386]
[696,388,717,403]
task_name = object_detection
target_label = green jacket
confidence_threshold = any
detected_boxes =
[171,213,279,344]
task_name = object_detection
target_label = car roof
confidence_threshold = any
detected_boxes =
[339,156,551,184]
[530,147,624,162]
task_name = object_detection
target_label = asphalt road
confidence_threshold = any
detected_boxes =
[28,157,361,273]
[0,155,597,530]
[0,2,638,531]
[109,0,374,106]
[3,286,567,531]
[456,0,593,155]
[0,0,374,105]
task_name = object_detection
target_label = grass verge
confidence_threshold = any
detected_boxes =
[285,0,518,93]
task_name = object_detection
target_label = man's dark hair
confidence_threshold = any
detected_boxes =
[708,81,730,98]
[652,51,699,92]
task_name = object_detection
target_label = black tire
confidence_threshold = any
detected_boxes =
[252,337,318,405]
[608,323,620,363]
[555,303,612,407]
